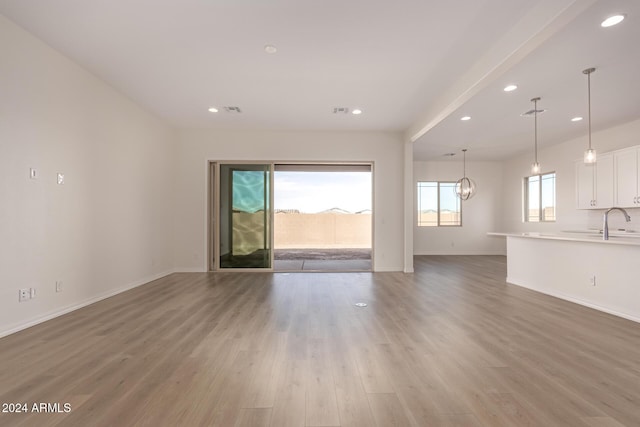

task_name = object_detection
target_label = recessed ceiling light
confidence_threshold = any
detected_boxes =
[352,109,362,115]
[264,44,277,54]
[208,107,218,113]
[460,116,471,121]
[504,84,518,92]
[601,14,625,27]
[571,116,583,122]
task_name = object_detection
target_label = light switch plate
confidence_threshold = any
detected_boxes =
[30,168,38,179]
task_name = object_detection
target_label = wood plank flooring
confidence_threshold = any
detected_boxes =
[1,255,640,426]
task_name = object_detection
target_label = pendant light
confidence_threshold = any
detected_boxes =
[583,67,597,164]
[531,97,541,174]
[455,149,476,200]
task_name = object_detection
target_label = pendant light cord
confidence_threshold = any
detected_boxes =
[587,70,592,151]
[462,149,467,177]
[583,67,596,152]
[534,98,538,163]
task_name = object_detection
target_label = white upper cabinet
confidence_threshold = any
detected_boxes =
[614,147,640,207]
[596,153,614,208]
[575,153,613,209]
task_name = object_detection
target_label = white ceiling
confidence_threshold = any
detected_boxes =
[0,0,638,160]
[413,0,640,161]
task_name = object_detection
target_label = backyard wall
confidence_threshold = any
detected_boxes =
[275,213,371,248]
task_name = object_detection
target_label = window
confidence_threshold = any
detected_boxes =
[417,181,461,226]
[524,172,556,222]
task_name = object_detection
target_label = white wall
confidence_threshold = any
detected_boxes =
[0,16,176,336]
[502,118,640,233]
[173,129,405,272]
[507,236,640,323]
[413,160,506,255]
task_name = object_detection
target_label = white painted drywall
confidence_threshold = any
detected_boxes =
[403,140,414,272]
[506,236,640,323]
[173,129,405,272]
[0,16,176,336]
[501,118,640,234]
[413,160,506,255]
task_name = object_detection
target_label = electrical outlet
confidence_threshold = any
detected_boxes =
[56,281,63,292]
[589,275,596,286]
[19,289,30,302]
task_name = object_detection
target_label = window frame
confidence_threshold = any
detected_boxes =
[524,171,556,223]
[417,181,462,227]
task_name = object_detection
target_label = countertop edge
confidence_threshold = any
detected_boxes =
[487,232,640,247]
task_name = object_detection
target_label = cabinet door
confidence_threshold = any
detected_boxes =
[594,153,614,208]
[614,148,638,207]
[576,161,595,209]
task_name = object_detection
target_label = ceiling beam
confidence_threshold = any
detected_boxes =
[405,0,598,144]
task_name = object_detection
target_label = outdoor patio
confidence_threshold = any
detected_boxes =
[273,248,371,271]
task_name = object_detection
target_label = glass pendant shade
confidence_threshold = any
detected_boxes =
[455,177,476,200]
[531,162,541,174]
[455,149,476,200]
[584,148,597,164]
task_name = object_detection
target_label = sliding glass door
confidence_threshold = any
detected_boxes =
[219,164,271,269]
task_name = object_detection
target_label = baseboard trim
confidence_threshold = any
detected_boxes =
[414,251,507,256]
[173,267,208,273]
[506,276,640,324]
[0,269,175,338]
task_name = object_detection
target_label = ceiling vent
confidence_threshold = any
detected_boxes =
[224,106,242,113]
[521,108,546,117]
[333,107,350,114]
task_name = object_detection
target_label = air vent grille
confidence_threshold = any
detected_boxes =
[333,107,350,114]
[224,106,242,113]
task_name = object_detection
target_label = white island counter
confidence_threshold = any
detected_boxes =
[488,231,640,246]
[489,231,640,323]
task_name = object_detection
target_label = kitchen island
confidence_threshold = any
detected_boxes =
[489,231,640,323]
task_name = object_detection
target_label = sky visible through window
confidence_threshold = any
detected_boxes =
[274,171,371,213]
[541,173,555,210]
[417,182,459,211]
[417,181,461,226]
[525,172,555,222]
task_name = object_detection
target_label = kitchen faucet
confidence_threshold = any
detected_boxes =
[603,207,631,240]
